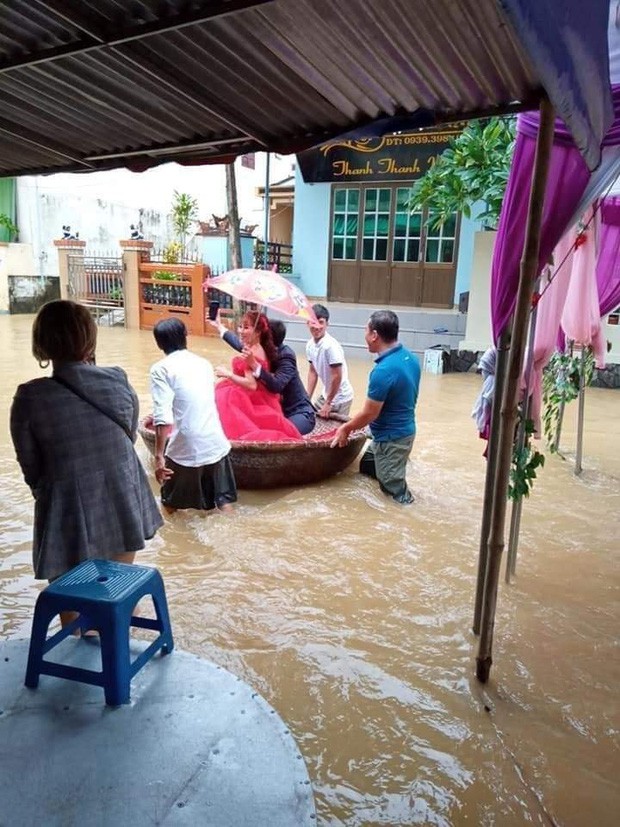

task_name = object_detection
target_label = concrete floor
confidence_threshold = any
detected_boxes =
[0,638,315,826]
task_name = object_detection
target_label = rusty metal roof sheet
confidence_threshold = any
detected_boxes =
[0,0,612,176]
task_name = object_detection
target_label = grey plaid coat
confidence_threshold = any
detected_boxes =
[10,362,163,580]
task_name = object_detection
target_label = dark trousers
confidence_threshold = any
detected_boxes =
[288,409,316,436]
[359,436,415,504]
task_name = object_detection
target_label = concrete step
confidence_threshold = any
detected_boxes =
[302,305,467,334]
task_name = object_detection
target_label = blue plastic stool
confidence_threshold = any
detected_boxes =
[25,559,174,705]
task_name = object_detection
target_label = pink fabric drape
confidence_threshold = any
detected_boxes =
[561,208,606,367]
[525,234,575,430]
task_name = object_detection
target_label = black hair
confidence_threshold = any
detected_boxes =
[153,318,187,354]
[312,303,330,322]
[269,319,287,347]
[368,310,399,343]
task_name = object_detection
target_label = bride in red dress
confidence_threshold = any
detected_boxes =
[215,311,302,442]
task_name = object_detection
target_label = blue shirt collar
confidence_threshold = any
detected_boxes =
[375,342,403,363]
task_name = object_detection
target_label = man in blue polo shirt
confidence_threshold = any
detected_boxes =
[331,310,420,504]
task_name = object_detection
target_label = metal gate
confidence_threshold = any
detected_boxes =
[67,255,125,325]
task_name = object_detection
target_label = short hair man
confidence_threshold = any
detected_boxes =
[306,304,354,418]
[331,310,420,504]
[209,314,316,435]
[150,318,236,513]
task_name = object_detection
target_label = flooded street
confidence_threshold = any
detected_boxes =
[1,314,618,826]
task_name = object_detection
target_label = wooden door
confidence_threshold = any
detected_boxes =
[388,187,423,306]
[327,183,459,308]
[419,212,460,308]
[358,186,392,304]
[328,187,361,301]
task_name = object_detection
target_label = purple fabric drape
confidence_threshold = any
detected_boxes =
[490,118,589,343]
[491,86,620,344]
[597,196,620,316]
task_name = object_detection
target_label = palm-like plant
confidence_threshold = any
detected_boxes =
[171,191,198,259]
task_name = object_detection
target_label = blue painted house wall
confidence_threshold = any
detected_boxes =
[291,167,330,298]
[199,235,254,272]
[292,167,480,304]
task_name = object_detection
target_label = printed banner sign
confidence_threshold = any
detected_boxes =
[297,124,464,183]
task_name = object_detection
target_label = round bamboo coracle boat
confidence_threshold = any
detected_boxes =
[138,415,367,490]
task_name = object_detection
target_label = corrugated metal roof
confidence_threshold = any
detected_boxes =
[0,0,608,176]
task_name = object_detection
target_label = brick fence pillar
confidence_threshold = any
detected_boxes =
[53,238,86,300]
[120,239,153,330]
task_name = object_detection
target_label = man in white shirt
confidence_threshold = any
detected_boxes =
[306,304,354,418]
[150,318,236,514]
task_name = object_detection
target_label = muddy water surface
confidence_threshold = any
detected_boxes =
[1,315,618,826]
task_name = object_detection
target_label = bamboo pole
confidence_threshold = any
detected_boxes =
[505,280,540,582]
[553,340,572,452]
[553,398,565,452]
[476,97,555,684]
[472,331,510,634]
[574,347,587,475]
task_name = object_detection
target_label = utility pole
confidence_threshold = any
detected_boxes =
[226,162,242,269]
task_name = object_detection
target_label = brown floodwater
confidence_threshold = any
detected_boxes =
[1,314,618,826]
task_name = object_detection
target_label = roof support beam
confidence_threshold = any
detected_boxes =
[0,118,93,168]
[85,136,247,162]
[0,0,274,73]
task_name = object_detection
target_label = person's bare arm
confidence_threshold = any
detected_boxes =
[154,424,173,484]
[331,398,383,447]
[318,364,343,417]
[307,362,318,399]
[215,365,257,391]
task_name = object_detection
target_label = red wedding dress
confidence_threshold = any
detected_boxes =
[215,356,302,442]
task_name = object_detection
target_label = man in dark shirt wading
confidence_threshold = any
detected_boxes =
[331,310,420,504]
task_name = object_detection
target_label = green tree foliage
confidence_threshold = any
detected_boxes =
[542,348,595,452]
[408,118,516,230]
[509,417,545,500]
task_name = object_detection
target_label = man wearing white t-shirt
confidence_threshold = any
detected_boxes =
[150,318,236,514]
[306,304,354,418]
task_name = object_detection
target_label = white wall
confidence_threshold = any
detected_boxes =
[0,242,36,312]
[459,230,496,351]
[603,316,620,363]
[16,153,295,277]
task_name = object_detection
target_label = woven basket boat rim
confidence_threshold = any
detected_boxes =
[138,417,367,453]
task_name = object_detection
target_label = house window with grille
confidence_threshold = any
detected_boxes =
[425,212,458,263]
[362,188,392,261]
[331,188,359,260]
[393,187,422,262]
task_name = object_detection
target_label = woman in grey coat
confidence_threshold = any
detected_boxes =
[10,300,163,592]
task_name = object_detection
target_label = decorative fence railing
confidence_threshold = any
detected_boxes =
[138,261,210,336]
[254,241,293,273]
[68,255,124,306]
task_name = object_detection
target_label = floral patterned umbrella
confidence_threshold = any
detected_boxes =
[204,268,317,322]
